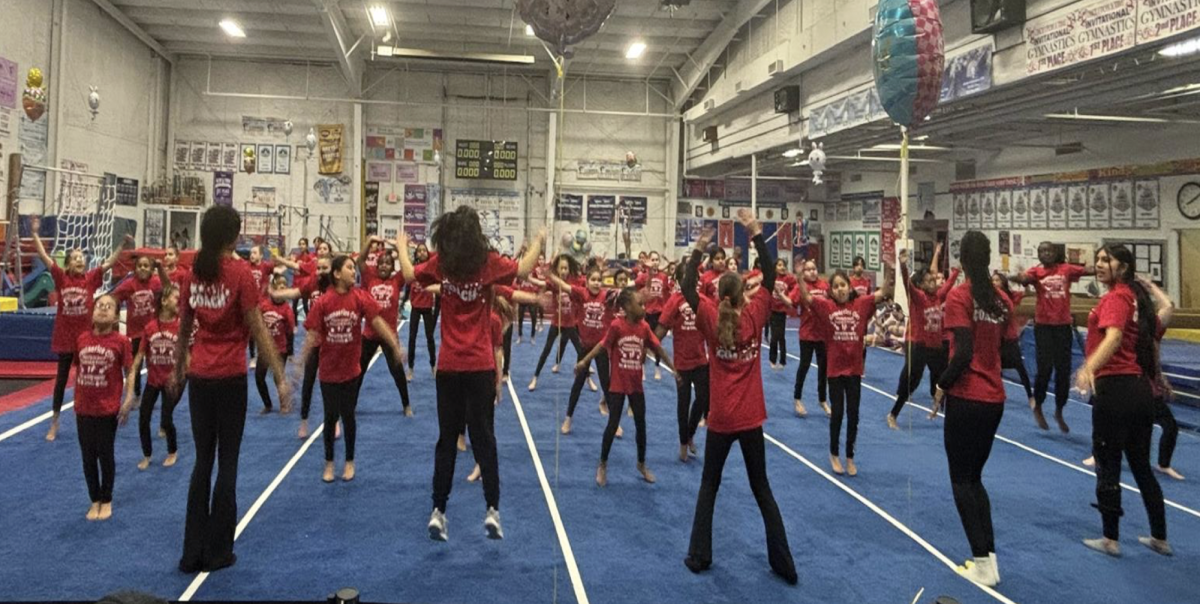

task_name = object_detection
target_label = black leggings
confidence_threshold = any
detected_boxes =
[517,303,541,338]
[301,348,320,420]
[255,353,290,411]
[567,348,609,418]
[944,395,1004,558]
[408,308,437,370]
[1034,324,1074,411]
[646,313,662,367]
[77,414,118,503]
[601,392,647,464]
[292,296,309,319]
[890,343,947,417]
[794,340,827,402]
[130,338,144,396]
[829,375,862,458]
[534,325,582,377]
[181,375,247,572]
[677,365,710,445]
[502,324,513,376]
[686,427,794,578]
[53,352,74,415]
[1154,396,1179,468]
[1000,339,1033,399]
[321,379,360,462]
[1091,375,1166,541]
[432,371,499,512]
[359,339,410,409]
[139,383,180,457]
[768,312,788,365]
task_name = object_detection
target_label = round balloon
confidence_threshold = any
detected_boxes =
[871,0,944,127]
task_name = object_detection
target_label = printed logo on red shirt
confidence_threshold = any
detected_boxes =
[829,308,865,342]
[369,283,397,310]
[263,310,288,339]
[76,345,117,388]
[190,282,232,309]
[60,286,89,316]
[130,289,156,318]
[323,309,359,345]
[924,306,943,333]
[443,280,483,302]
[582,300,606,330]
[1039,274,1067,299]
[147,331,177,366]
[715,340,759,362]
[617,335,645,370]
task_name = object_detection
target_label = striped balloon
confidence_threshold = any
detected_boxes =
[871,0,945,127]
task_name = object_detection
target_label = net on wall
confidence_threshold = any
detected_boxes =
[51,174,114,272]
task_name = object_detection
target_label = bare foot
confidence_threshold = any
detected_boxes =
[97,502,112,521]
[588,376,598,392]
[638,463,656,483]
[137,457,151,471]
[679,444,689,462]
[596,462,607,487]
[163,453,177,467]
[1083,537,1121,557]
[1031,405,1049,430]
[599,400,609,416]
[157,427,166,438]
[688,440,697,456]
[404,406,414,418]
[46,417,59,442]
[298,419,309,439]
[467,464,481,482]
[406,368,414,381]
[342,461,355,482]
[886,414,898,430]
[615,426,624,439]
[457,433,468,452]
[821,402,832,417]
[259,407,272,415]
[626,406,633,417]
[698,417,706,428]
[1082,456,1095,467]
[794,400,808,417]
[654,368,662,381]
[528,377,538,392]
[1054,409,1070,434]
[560,416,572,435]
[551,364,559,374]
[830,455,845,475]
[1028,397,1036,410]
[846,459,858,477]
[323,462,335,483]
[86,503,100,521]
[1156,466,1185,481]
[431,366,437,379]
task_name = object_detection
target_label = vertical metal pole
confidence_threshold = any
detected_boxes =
[750,153,757,269]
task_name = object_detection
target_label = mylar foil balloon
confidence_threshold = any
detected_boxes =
[808,142,827,186]
[871,0,944,127]
[283,120,294,136]
[242,146,257,174]
[23,67,47,122]
[305,128,318,157]
[518,0,616,59]
[625,151,637,168]
[88,86,100,119]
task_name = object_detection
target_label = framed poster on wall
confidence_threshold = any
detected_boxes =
[981,190,996,229]
[275,145,291,175]
[256,144,274,174]
[1088,183,1110,228]
[1011,188,1030,229]
[1030,186,1049,228]
[995,189,1012,229]
[1067,185,1088,228]
[1110,180,1134,227]
[143,208,166,248]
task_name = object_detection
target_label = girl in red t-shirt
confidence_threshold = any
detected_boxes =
[528,254,584,391]
[301,255,399,483]
[850,256,872,297]
[767,258,797,370]
[406,243,439,379]
[928,231,1012,587]
[785,259,829,417]
[1074,244,1170,558]
[270,256,333,438]
[257,274,297,414]
[554,267,614,435]
[991,271,1034,406]
[656,261,710,462]
[173,206,289,574]
[887,251,947,427]
[576,287,676,487]
[113,254,165,398]
[121,284,183,471]
[75,294,133,521]
[635,251,672,380]
[31,218,126,442]
[356,237,411,415]
[162,245,190,286]
[790,268,892,476]
[397,207,544,542]
[1011,241,1094,432]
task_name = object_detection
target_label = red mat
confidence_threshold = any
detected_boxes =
[0,379,57,416]
[0,361,58,379]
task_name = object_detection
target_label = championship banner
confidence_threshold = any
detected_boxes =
[317,124,344,175]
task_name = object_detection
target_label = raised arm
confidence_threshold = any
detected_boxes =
[937,268,960,301]
[101,234,134,271]
[357,236,379,272]
[273,253,300,271]
[875,260,896,304]
[396,232,416,283]
[930,242,943,276]
[1143,278,1174,328]
[793,275,814,307]
[682,230,712,312]
[741,209,774,293]
[29,216,54,269]
[517,229,546,280]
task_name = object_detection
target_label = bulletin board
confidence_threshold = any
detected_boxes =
[1101,238,1166,287]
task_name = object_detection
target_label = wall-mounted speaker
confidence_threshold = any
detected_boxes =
[702,126,719,142]
[971,0,1025,34]
[774,85,800,114]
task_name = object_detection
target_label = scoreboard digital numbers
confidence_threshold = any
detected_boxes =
[455,140,518,181]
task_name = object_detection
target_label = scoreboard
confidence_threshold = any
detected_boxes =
[455,140,518,180]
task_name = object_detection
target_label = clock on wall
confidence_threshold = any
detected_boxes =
[1178,182,1200,220]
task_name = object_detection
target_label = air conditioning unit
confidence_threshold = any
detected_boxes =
[774,85,800,114]
[734,80,746,95]
[703,98,715,112]
[767,59,784,77]
[702,126,719,142]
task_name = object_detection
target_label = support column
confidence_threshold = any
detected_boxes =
[353,102,363,249]
[545,110,557,234]
[664,118,681,258]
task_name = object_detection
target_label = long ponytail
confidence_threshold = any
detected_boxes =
[194,206,241,283]
[960,231,1007,321]
[716,272,744,349]
[1100,244,1163,389]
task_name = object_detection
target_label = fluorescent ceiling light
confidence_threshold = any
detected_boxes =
[865,144,953,151]
[826,155,947,164]
[369,5,390,27]
[376,45,394,57]
[219,19,245,38]
[782,148,802,158]
[791,160,809,166]
[525,24,535,36]
[626,41,646,59]
[1160,36,1200,58]
[1044,112,1169,123]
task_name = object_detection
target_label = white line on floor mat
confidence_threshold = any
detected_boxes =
[0,369,148,444]
[763,433,1019,604]
[772,346,1200,520]
[506,379,590,604]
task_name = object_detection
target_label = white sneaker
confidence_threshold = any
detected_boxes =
[956,556,998,587]
[428,509,448,541]
[484,507,504,540]
[989,552,1001,584]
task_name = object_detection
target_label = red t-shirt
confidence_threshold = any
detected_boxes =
[808,295,877,378]
[142,318,180,388]
[936,268,960,343]
[699,268,724,300]
[1026,263,1087,325]
[791,279,830,342]
[362,272,405,340]
[409,260,436,309]
[636,270,671,315]
[248,260,274,293]
[547,282,579,328]
[490,312,504,349]
[905,283,930,345]
[1004,291,1026,341]
[305,288,381,383]
[1086,282,1142,378]
[942,283,1012,403]
[295,257,316,290]
[694,287,772,433]
[260,298,296,354]
[415,252,518,372]
[113,276,162,339]
[771,274,798,314]
[659,292,708,371]
[166,266,190,286]
[850,276,872,298]
[180,256,260,379]
[73,330,132,416]
[604,318,659,394]
[50,265,104,354]
[574,285,610,346]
